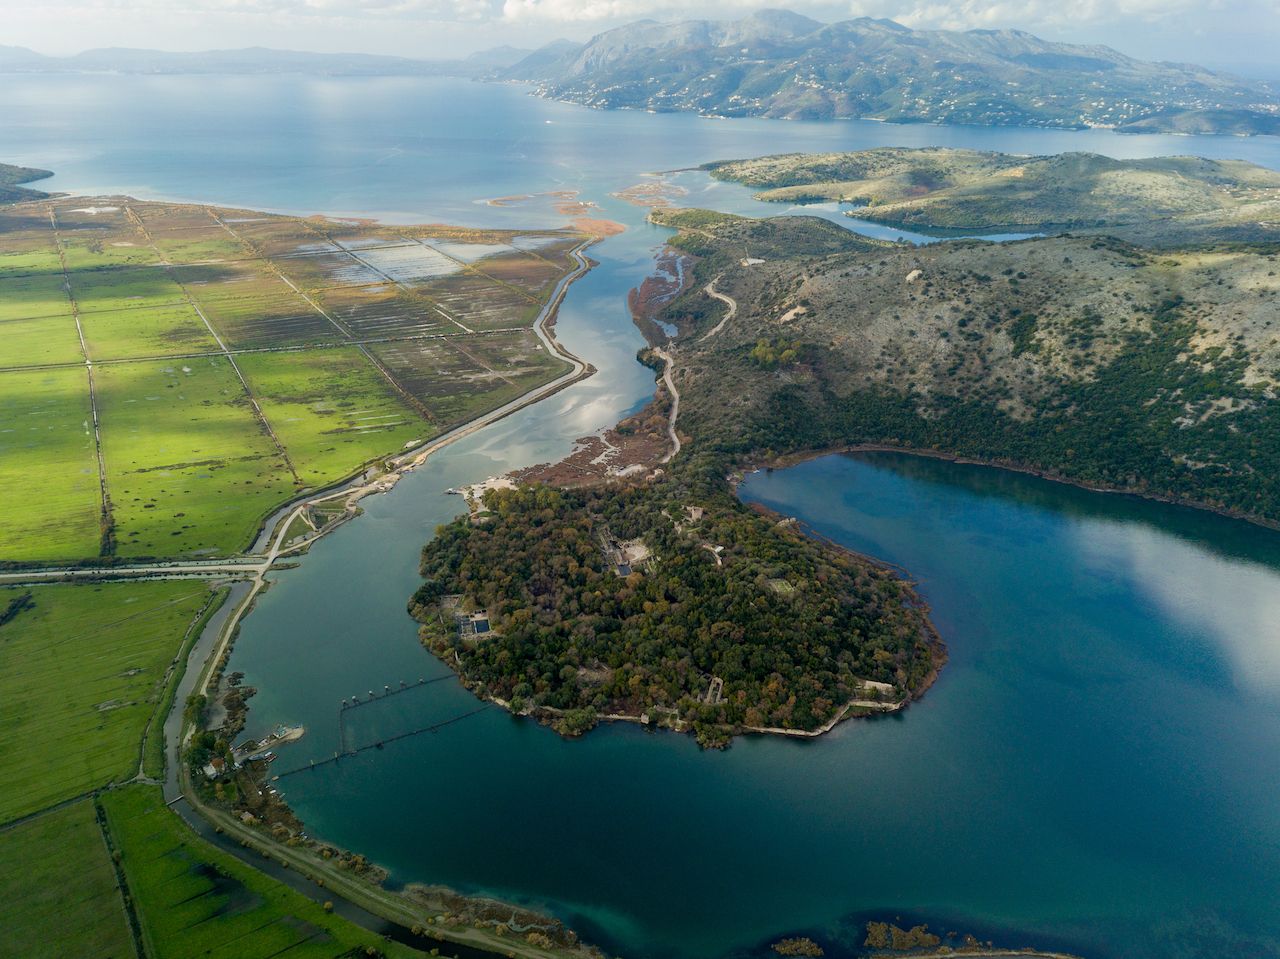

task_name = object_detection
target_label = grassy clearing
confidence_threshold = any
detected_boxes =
[0,247,63,279]
[93,357,290,556]
[236,348,430,487]
[79,303,220,361]
[0,367,102,562]
[101,784,423,959]
[180,261,342,348]
[0,799,135,959]
[0,314,85,368]
[147,230,247,264]
[0,273,72,321]
[373,332,568,428]
[60,241,160,271]
[195,290,340,348]
[0,581,213,823]
[70,267,187,313]
[95,357,297,558]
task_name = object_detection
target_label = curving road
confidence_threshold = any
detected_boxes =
[699,275,738,340]
[654,345,681,463]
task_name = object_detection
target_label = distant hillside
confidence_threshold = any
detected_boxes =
[707,148,1280,244]
[0,44,533,77]
[505,10,1280,135]
[649,208,1280,524]
[0,163,53,204]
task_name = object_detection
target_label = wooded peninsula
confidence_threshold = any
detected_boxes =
[411,467,940,747]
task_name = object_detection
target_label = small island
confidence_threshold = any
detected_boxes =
[410,472,941,746]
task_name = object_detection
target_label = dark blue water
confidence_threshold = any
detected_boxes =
[7,73,1279,959]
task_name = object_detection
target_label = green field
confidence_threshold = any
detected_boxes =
[60,240,161,271]
[79,303,219,360]
[101,785,422,959]
[0,247,63,278]
[147,231,246,265]
[0,194,595,959]
[375,331,568,427]
[0,273,72,321]
[186,275,341,348]
[0,197,583,563]
[0,367,102,561]
[0,800,135,959]
[70,266,188,313]
[94,356,296,558]
[0,581,214,823]
[0,313,84,367]
[236,347,430,486]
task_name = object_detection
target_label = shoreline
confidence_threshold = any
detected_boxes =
[161,227,615,959]
[744,442,1280,534]
[418,635,929,745]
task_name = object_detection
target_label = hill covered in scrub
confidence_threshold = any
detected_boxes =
[505,11,1280,135]
[410,479,940,746]
[706,148,1280,244]
[650,206,1280,524]
[0,163,53,204]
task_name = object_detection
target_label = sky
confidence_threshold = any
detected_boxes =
[2,0,1278,78]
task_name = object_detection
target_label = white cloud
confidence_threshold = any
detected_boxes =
[0,0,1273,67]
[843,0,1214,32]
[500,0,749,22]
[1074,519,1280,697]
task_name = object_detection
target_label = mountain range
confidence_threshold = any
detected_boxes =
[502,10,1280,135]
[4,12,1278,136]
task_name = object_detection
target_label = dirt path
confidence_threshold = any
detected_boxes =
[654,346,681,462]
[700,275,737,340]
[48,207,115,551]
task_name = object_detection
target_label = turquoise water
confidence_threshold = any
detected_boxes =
[6,73,1280,958]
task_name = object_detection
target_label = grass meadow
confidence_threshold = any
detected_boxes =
[0,581,214,823]
[0,313,84,367]
[237,347,430,486]
[0,367,103,561]
[0,799,135,958]
[101,785,422,959]
[94,357,296,558]
[79,303,219,360]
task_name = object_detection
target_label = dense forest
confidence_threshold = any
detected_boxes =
[411,472,939,745]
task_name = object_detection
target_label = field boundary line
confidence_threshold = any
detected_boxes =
[128,205,305,486]
[206,208,360,340]
[0,325,537,374]
[202,209,443,426]
[48,205,116,556]
[0,788,97,833]
[95,795,149,959]
[324,231,475,335]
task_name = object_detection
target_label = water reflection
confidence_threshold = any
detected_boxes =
[1086,521,1280,695]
